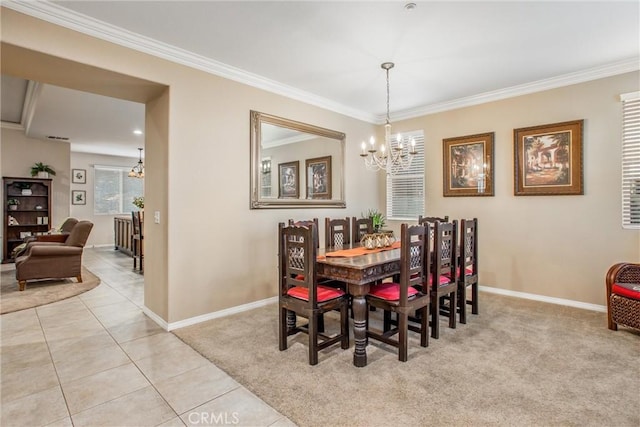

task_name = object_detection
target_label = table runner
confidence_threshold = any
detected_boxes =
[323,241,401,258]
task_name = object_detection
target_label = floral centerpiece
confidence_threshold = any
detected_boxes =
[132,196,144,209]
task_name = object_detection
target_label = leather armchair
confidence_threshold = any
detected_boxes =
[15,220,93,291]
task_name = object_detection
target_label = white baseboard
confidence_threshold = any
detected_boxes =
[142,306,169,330]
[142,287,606,332]
[479,285,606,313]
[142,296,279,331]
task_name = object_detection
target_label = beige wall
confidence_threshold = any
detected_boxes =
[388,73,640,305]
[2,8,637,326]
[1,8,379,324]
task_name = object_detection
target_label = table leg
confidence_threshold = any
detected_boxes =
[349,284,369,367]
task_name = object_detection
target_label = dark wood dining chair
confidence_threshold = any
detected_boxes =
[288,218,319,247]
[365,223,430,362]
[418,215,449,225]
[278,222,349,365]
[325,217,350,248]
[458,218,478,324]
[429,220,458,339]
[131,211,143,273]
[352,216,373,244]
[417,215,449,252]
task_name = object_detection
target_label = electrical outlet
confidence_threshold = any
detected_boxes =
[154,211,160,224]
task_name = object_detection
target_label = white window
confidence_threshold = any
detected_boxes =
[621,91,640,229]
[386,130,425,220]
[94,166,144,215]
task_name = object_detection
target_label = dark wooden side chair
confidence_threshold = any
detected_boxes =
[325,217,351,248]
[131,211,144,273]
[418,215,449,226]
[458,218,479,324]
[352,216,373,244]
[365,223,430,362]
[430,220,458,339]
[606,262,640,331]
[418,215,449,252]
[288,218,319,246]
[278,222,349,365]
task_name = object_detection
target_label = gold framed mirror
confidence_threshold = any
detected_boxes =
[250,111,346,209]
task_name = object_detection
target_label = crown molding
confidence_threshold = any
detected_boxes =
[0,121,24,131]
[390,57,640,123]
[4,0,377,123]
[5,1,638,126]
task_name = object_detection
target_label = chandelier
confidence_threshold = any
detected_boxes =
[360,62,417,175]
[128,148,145,178]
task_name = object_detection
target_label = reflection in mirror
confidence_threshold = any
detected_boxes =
[250,111,346,209]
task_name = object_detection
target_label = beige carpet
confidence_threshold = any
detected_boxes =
[174,293,639,427]
[1,266,100,314]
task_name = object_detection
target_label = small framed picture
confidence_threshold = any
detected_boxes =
[278,161,299,198]
[443,132,495,197]
[72,190,86,205]
[72,169,86,184]
[306,156,332,199]
[514,119,584,196]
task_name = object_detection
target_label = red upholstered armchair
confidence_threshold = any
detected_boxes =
[606,263,640,331]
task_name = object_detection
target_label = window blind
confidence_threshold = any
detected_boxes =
[621,91,640,229]
[386,130,425,220]
[94,165,143,215]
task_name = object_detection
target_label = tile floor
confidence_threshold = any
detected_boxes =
[1,247,295,427]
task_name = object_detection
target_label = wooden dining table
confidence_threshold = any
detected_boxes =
[316,243,401,367]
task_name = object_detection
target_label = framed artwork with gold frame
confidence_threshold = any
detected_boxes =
[443,132,494,197]
[305,156,332,199]
[278,161,299,198]
[514,120,583,196]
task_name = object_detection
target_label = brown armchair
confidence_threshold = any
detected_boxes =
[15,220,94,291]
[606,262,640,331]
[11,217,79,258]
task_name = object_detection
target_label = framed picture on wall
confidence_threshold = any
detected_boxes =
[305,156,332,199]
[72,190,86,205]
[72,169,86,184]
[443,132,494,197]
[514,119,584,196]
[278,161,299,198]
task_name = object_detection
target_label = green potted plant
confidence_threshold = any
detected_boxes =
[132,196,144,210]
[7,198,19,211]
[30,162,57,179]
[364,209,386,232]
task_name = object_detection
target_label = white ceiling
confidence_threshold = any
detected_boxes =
[2,1,639,157]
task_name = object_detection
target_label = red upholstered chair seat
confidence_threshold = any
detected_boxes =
[430,274,453,286]
[368,282,419,301]
[287,285,345,302]
[410,273,451,286]
[612,283,640,301]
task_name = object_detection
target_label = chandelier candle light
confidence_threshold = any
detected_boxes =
[360,62,417,176]
[129,147,145,178]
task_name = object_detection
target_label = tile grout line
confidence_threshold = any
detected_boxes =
[84,251,248,424]
[69,275,181,423]
[34,303,75,426]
